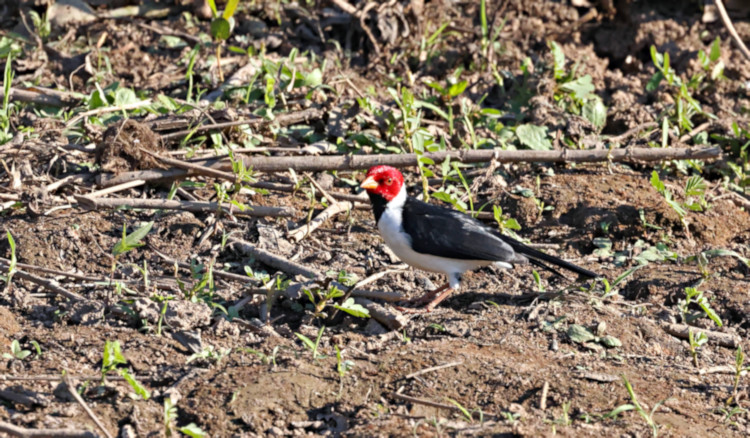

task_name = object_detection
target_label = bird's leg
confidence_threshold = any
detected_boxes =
[405,283,450,306]
[396,283,453,314]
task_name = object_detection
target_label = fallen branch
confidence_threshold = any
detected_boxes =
[152,249,404,304]
[97,147,722,188]
[160,107,325,140]
[75,196,295,218]
[354,297,408,330]
[63,373,113,438]
[662,323,741,348]
[0,261,84,301]
[228,237,319,279]
[405,361,463,379]
[85,179,145,198]
[539,381,550,411]
[137,147,238,182]
[715,0,750,61]
[228,146,723,173]
[287,174,353,242]
[0,421,96,438]
[0,257,100,282]
[0,87,80,107]
[66,100,153,127]
[287,201,352,242]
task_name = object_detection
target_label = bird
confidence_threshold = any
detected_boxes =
[359,165,597,312]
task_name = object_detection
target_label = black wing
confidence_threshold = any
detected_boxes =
[401,197,598,278]
[401,197,525,263]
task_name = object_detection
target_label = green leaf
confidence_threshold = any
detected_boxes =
[448,80,468,97]
[700,249,749,267]
[333,298,370,319]
[599,335,622,348]
[568,324,596,344]
[548,41,566,80]
[119,369,150,400]
[560,75,595,101]
[102,340,127,373]
[206,0,217,16]
[650,171,665,194]
[516,124,552,150]
[112,222,153,257]
[709,37,721,62]
[114,88,137,106]
[295,333,316,351]
[222,0,240,19]
[179,423,207,438]
[606,404,636,419]
[646,71,663,92]
[303,68,323,87]
[684,175,706,196]
[504,218,521,230]
[582,98,607,129]
[210,18,231,41]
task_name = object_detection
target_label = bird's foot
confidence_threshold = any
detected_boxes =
[394,285,454,314]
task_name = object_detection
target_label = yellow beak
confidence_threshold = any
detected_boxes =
[360,176,378,190]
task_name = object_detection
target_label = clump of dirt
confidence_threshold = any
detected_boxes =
[96,119,165,173]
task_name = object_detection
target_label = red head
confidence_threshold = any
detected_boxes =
[360,165,404,201]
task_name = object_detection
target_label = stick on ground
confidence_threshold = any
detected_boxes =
[662,323,741,348]
[0,420,96,438]
[98,147,722,188]
[75,196,296,218]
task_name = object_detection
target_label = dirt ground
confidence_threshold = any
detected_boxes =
[1,0,750,437]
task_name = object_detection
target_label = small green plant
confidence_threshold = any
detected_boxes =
[686,328,708,368]
[205,0,240,82]
[445,398,474,423]
[0,54,14,144]
[296,325,327,360]
[728,346,750,406]
[186,345,231,364]
[548,41,607,131]
[240,346,280,367]
[532,270,545,292]
[334,345,354,399]
[650,171,708,231]
[678,287,722,327]
[607,374,663,437]
[1,230,17,293]
[112,222,153,267]
[164,397,206,437]
[647,45,717,135]
[401,329,411,344]
[101,340,150,400]
[492,205,521,235]
[303,280,369,320]
[3,340,31,360]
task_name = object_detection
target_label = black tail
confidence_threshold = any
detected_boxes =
[500,235,598,279]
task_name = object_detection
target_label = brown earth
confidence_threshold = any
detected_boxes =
[1,0,750,437]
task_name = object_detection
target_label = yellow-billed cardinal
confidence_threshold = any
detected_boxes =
[360,165,597,312]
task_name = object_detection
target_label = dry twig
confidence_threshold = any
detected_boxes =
[715,0,750,61]
[63,373,113,438]
[0,421,96,438]
[405,361,464,379]
[662,323,741,348]
[0,261,84,301]
[98,147,722,188]
[75,196,295,218]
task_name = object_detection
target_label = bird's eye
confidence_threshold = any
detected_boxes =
[385,177,393,185]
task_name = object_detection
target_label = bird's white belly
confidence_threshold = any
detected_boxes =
[377,205,495,281]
